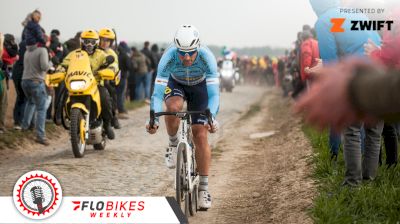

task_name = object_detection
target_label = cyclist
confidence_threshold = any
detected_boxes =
[57,29,116,139]
[98,28,121,129]
[146,25,220,209]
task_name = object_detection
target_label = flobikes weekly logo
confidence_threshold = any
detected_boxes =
[71,200,145,219]
[330,8,394,33]
[13,170,63,220]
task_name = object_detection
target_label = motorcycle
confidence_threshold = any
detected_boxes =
[219,60,236,92]
[46,50,116,158]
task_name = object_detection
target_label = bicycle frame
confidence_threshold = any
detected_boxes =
[177,116,199,193]
[149,109,213,215]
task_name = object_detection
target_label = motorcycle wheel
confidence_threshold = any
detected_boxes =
[70,108,86,158]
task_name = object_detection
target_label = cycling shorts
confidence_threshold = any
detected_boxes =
[164,77,208,125]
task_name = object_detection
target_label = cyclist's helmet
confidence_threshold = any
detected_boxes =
[80,29,99,55]
[174,25,200,52]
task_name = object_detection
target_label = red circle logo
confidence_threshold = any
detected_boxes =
[13,171,63,220]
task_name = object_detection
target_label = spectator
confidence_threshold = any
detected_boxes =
[117,41,132,117]
[364,6,400,167]
[127,47,136,102]
[141,41,156,69]
[50,29,65,61]
[300,30,319,88]
[0,34,19,134]
[64,31,81,52]
[12,16,31,130]
[277,57,286,93]
[21,35,52,145]
[0,33,4,134]
[131,47,150,101]
[141,41,155,103]
[48,29,66,122]
[271,57,279,87]
[291,31,305,97]
[2,34,19,66]
[24,10,46,46]
[309,0,383,186]
[290,51,304,99]
[302,24,312,32]
[150,44,161,95]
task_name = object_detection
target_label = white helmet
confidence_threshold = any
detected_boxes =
[174,25,200,52]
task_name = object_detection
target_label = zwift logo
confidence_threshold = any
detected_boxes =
[330,18,394,33]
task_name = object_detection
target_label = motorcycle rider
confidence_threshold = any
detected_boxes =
[146,25,220,209]
[98,28,121,129]
[57,29,116,139]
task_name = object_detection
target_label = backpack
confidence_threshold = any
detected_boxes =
[132,53,149,74]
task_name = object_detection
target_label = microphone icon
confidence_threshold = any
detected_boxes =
[30,186,45,214]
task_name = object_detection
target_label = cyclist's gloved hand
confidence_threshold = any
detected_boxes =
[206,117,219,133]
[146,118,159,134]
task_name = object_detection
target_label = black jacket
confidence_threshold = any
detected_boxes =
[141,47,156,70]
[12,41,26,80]
[118,51,133,79]
[24,21,46,46]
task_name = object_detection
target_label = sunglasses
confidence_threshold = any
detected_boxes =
[82,39,97,45]
[177,50,197,57]
[100,37,112,42]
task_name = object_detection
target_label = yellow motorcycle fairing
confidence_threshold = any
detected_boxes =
[97,68,116,81]
[65,88,101,119]
[64,50,102,118]
[65,90,101,118]
[46,72,66,87]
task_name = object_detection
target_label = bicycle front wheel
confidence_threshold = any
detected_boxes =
[176,144,189,217]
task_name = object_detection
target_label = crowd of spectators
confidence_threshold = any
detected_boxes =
[293,0,400,187]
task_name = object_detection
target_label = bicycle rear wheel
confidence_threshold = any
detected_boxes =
[176,144,189,217]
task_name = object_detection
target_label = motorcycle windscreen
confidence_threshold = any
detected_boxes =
[65,50,96,85]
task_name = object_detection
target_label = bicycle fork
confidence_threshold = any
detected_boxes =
[178,119,199,193]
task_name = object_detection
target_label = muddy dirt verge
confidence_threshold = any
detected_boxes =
[190,89,315,224]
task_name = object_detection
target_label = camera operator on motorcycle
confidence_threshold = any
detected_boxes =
[146,25,220,209]
[98,28,121,129]
[56,29,116,140]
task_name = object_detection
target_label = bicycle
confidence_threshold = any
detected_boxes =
[150,109,213,217]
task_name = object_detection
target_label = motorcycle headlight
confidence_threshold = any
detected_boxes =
[70,80,87,91]
[221,70,233,78]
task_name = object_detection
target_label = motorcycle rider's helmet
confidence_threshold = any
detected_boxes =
[80,29,99,55]
[174,25,200,53]
[99,28,115,40]
[98,28,115,48]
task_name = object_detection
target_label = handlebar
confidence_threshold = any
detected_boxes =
[149,109,213,129]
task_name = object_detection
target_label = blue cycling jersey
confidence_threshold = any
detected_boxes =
[150,45,220,117]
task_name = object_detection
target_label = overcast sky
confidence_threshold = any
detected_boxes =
[0,0,317,48]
